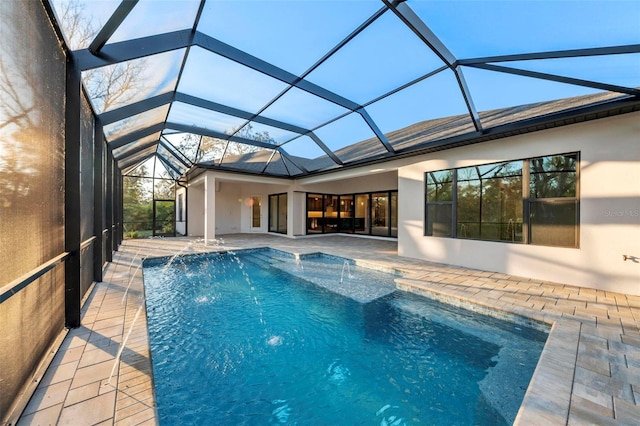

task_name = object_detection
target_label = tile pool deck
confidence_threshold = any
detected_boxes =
[16,234,640,425]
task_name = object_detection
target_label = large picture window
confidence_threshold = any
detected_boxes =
[425,153,578,247]
[306,191,398,237]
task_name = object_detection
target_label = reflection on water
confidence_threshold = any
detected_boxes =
[145,250,546,425]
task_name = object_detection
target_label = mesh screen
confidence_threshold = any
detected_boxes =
[0,0,66,284]
[102,142,109,264]
[80,94,95,297]
[0,1,67,418]
[0,263,65,418]
[81,244,94,297]
[80,93,95,242]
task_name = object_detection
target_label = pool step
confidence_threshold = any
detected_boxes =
[241,251,286,268]
[241,254,272,269]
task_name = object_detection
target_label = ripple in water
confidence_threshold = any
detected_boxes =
[266,335,283,346]
[326,360,350,384]
[271,400,291,424]
[376,404,406,426]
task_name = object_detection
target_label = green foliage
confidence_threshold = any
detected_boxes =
[154,178,174,199]
[426,170,453,202]
[123,165,178,237]
[123,168,153,234]
[455,161,524,241]
[155,200,175,235]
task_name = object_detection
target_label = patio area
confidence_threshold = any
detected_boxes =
[3,2,639,425]
[15,234,640,425]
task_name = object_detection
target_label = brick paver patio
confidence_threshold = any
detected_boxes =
[17,234,640,425]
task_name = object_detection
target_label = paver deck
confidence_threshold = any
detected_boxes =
[16,234,640,425]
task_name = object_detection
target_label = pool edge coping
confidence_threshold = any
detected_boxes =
[394,277,576,425]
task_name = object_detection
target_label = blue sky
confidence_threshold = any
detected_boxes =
[56,0,639,161]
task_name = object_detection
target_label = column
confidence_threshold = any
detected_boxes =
[204,174,216,243]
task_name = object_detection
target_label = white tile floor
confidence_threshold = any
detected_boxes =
[17,234,640,425]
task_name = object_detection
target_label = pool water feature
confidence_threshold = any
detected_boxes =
[143,249,547,425]
[242,249,400,303]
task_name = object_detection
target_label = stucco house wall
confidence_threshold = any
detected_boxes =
[397,112,640,295]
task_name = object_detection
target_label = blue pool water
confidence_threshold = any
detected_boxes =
[143,249,547,425]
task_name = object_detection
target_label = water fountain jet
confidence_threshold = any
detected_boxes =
[340,260,354,284]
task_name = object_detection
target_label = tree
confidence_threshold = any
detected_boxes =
[197,123,276,162]
[530,155,576,198]
[123,167,153,236]
[0,6,54,210]
[54,1,160,237]
[172,133,200,162]
[154,177,175,200]
[234,122,276,145]
[55,0,149,113]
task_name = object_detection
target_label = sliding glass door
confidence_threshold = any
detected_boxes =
[269,193,287,234]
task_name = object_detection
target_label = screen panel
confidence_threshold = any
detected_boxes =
[0,1,68,418]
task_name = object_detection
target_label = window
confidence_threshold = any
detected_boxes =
[425,170,453,237]
[307,193,324,234]
[324,194,339,233]
[528,153,578,247]
[372,192,390,236]
[390,192,398,237]
[306,191,398,237]
[277,194,287,234]
[251,196,261,229]
[339,195,354,233]
[425,153,578,247]
[354,194,370,235]
[177,193,184,222]
[269,193,287,234]
[456,161,523,242]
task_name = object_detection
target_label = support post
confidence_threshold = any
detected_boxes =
[118,173,124,245]
[93,119,104,281]
[105,148,114,261]
[114,172,122,248]
[204,174,216,243]
[184,184,188,236]
[65,56,82,328]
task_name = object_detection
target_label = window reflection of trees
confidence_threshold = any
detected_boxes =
[529,154,578,247]
[455,162,524,242]
[425,170,454,237]
[530,154,577,199]
[425,154,577,246]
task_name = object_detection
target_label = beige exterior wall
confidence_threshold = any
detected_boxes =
[299,170,398,194]
[232,182,292,234]
[190,170,400,238]
[214,182,242,234]
[190,172,292,236]
[186,182,204,237]
[398,112,640,295]
[186,113,639,294]
[175,186,187,235]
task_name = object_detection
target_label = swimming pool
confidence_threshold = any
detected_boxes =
[143,249,547,425]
